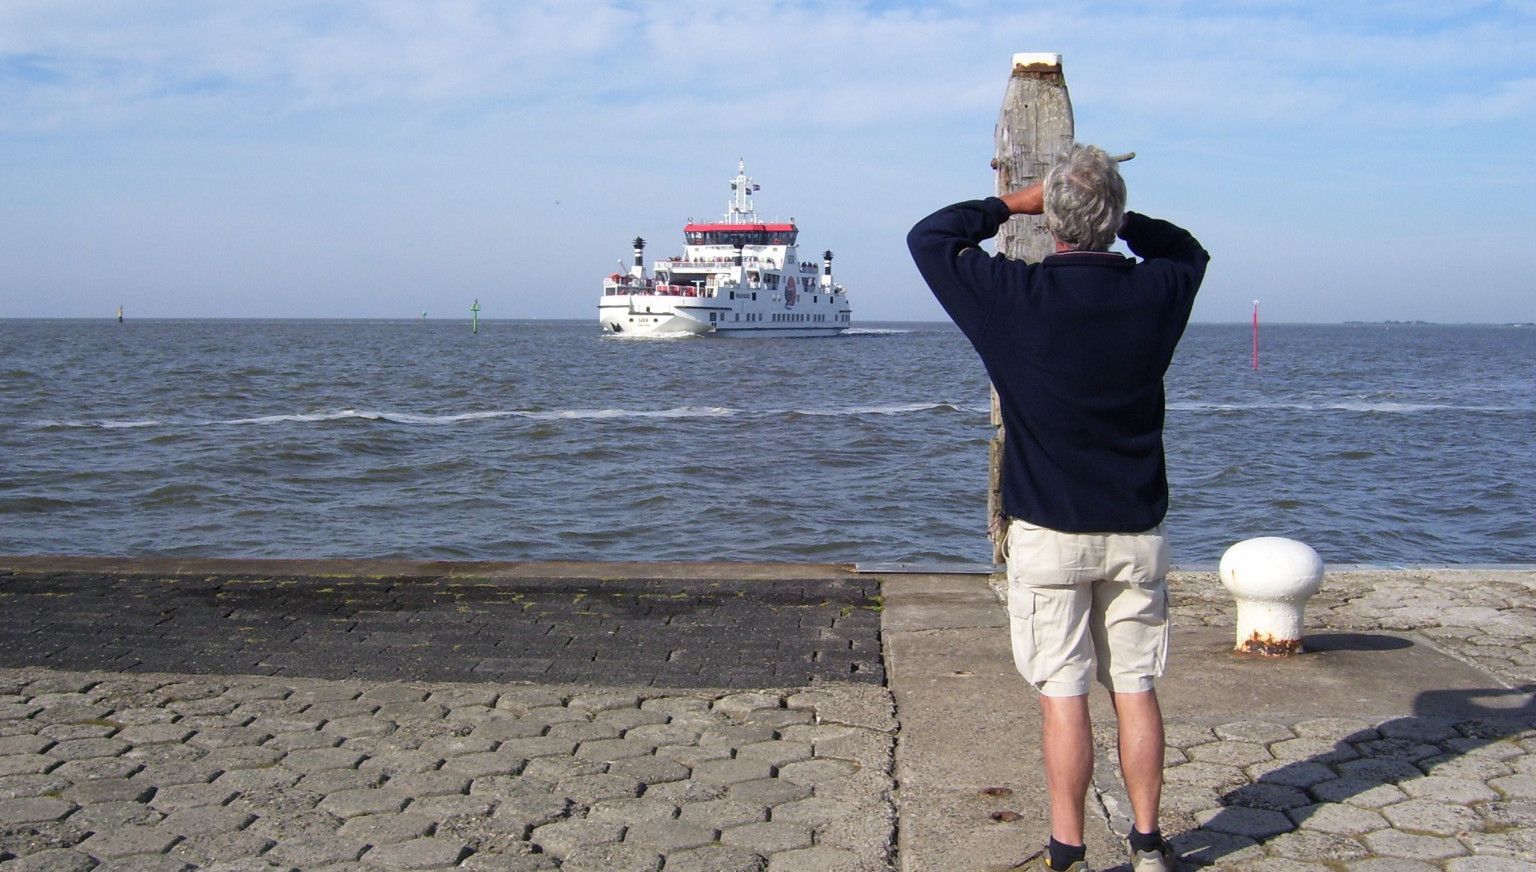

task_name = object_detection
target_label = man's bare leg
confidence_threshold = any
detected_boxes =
[1040,693,1093,846]
[1111,689,1165,834]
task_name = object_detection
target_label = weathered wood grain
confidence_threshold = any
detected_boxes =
[988,53,1074,562]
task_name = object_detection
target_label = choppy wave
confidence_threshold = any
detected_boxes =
[600,330,702,341]
[1168,400,1533,414]
[38,396,1529,431]
[787,401,975,417]
[27,402,991,430]
[4,320,1534,564]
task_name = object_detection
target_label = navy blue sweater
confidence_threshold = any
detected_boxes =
[908,197,1209,533]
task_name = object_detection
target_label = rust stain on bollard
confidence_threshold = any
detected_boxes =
[1236,632,1305,657]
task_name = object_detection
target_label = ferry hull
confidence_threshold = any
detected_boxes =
[599,296,847,338]
[598,300,713,336]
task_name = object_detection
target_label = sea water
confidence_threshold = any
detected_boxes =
[1,320,1531,565]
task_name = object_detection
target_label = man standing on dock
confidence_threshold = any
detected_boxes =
[907,144,1208,872]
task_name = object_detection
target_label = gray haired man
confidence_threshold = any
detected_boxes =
[908,144,1209,871]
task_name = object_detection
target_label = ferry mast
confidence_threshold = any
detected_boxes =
[726,160,761,225]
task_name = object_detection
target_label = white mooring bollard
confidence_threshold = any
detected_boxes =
[1218,537,1325,656]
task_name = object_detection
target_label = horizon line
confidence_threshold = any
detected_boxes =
[3,316,1533,327]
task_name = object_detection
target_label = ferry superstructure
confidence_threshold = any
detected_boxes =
[598,161,851,337]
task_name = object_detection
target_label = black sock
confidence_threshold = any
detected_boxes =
[1047,837,1086,869]
[1128,826,1163,852]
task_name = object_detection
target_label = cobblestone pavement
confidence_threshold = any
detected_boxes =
[0,672,895,871]
[1090,570,1536,871]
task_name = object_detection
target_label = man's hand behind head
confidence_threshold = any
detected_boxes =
[1001,182,1045,215]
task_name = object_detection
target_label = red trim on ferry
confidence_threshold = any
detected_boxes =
[683,223,797,232]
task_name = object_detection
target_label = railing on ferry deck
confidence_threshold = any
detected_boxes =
[602,282,719,298]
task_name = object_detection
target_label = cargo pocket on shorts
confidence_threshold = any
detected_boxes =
[1005,581,1041,682]
[1152,582,1170,677]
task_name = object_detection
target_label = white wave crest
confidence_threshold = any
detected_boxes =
[32,418,164,429]
[1169,400,1530,414]
[787,402,974,417]
[601,330,701,341]
[521,406,738,420]
[841,327,911,336]
[30,401,990,430]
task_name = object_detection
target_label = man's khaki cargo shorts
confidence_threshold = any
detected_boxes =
[1004,518,1171,697]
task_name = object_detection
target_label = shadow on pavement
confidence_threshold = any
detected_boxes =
[1167,684,1536,868]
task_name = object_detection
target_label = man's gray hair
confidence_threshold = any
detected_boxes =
[1044,144,1126,252]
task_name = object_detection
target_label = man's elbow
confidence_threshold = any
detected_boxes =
[906,222,933,255]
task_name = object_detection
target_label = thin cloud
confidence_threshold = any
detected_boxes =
[3,2,1531,134]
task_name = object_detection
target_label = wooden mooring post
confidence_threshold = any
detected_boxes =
[988,53,1075,566]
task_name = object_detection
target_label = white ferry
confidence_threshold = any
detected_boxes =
[598,161,851,337]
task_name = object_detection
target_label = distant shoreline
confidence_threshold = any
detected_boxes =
[3,317,1534,327]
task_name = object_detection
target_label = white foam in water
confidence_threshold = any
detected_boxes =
[30,401,991,430]
[32,419,164,429]
[788,401,967,417]
[526,406,738,420]
[602,330,701,341]
[1168,401,1526,414]
[53,399,1521,432]
[841,327,911,336]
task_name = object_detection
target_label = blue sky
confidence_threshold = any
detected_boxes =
[2,1,1533,323]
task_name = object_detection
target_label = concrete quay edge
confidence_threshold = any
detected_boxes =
[0,555,857,581]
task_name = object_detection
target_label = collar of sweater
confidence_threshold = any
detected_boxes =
[1041,250,1135,269]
